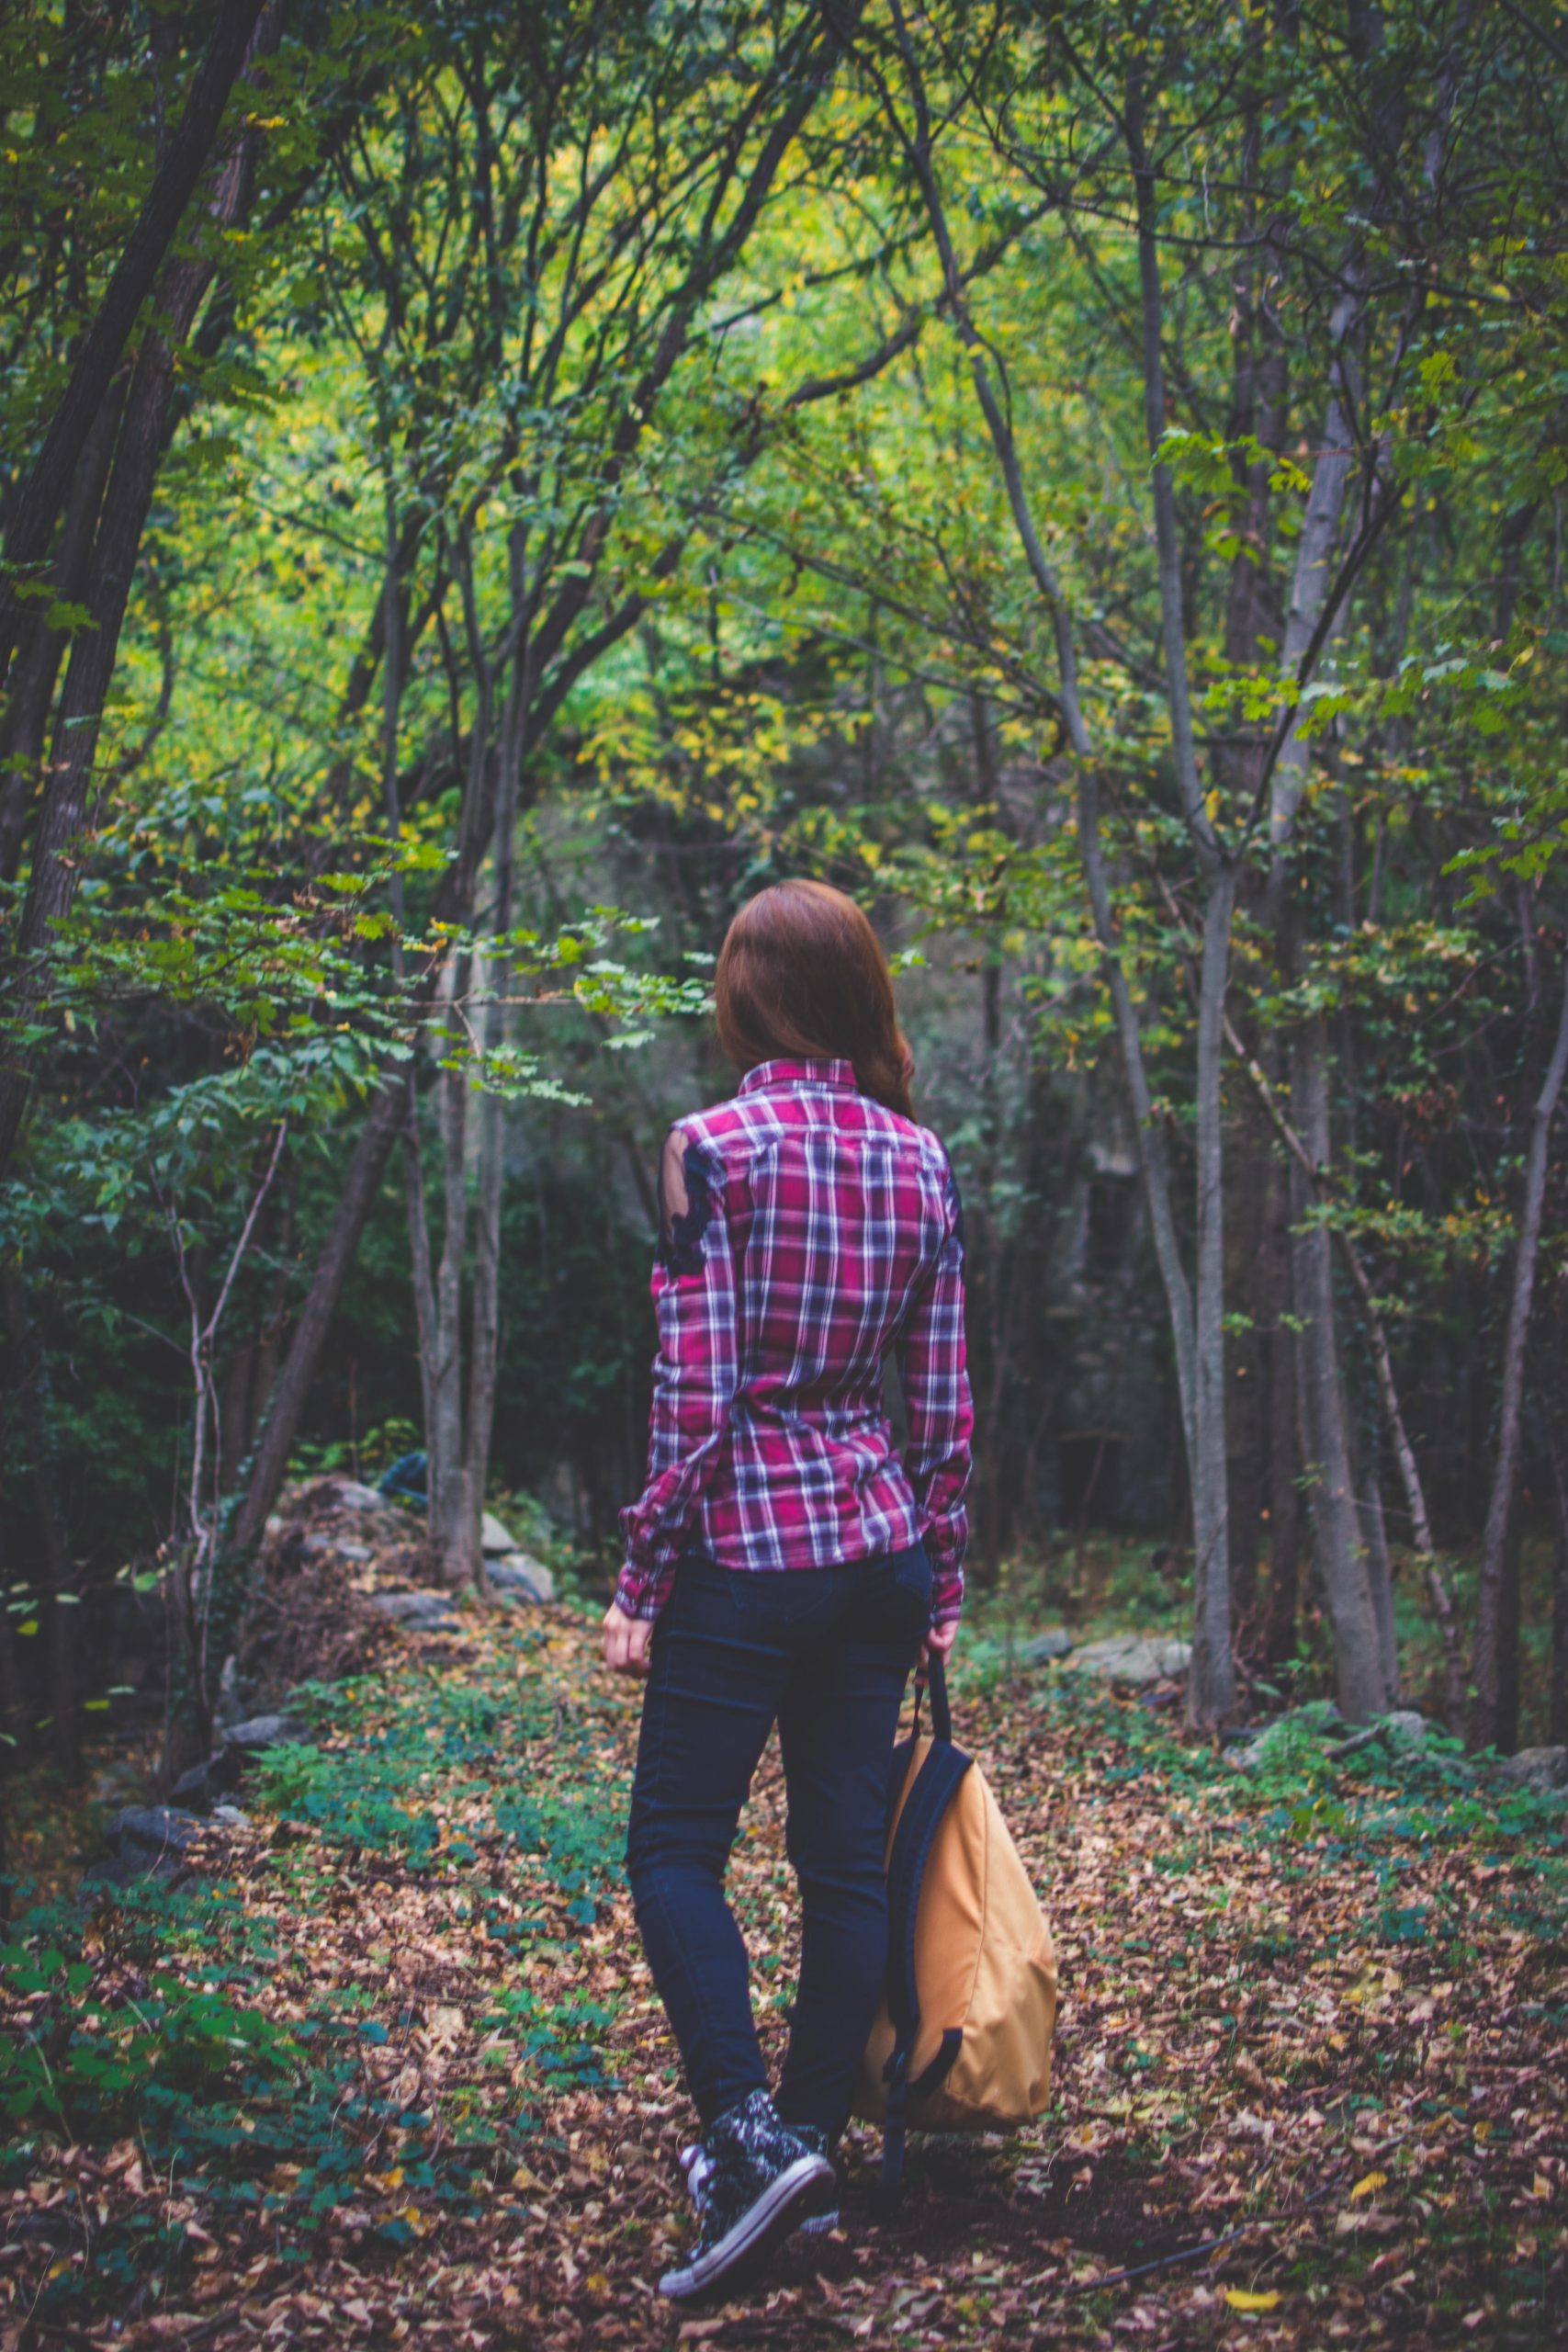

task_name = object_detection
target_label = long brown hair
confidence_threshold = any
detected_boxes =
[714,879,915,1119]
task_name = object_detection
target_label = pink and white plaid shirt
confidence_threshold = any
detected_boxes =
[615,1057,972,1627]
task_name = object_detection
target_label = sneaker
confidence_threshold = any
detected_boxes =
[682,2123,841,2239]
[786,2124,840,2236]
[659,2089,834,2301]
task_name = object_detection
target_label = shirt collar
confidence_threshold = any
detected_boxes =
[738,1057,858,1098]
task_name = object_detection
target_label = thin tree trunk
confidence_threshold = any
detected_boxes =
[1221,1002,1465,1714]
[1495,1499,1523,1758]
[2,1272,79,1780]
[1549,1430,1568,1748]
[428,1049,470,1580]
[0,0,267,680]
[878,10,1235,1714]
[1359,1467,1400,1706]
[1263,1154,1303,1668]
[0,63,273,1180]
[0,375,128,884]
[226,1075,411,1563]
[1289,1021,1389,1721]
[1190,865,1239,1721]
[1472,948,1568,1747]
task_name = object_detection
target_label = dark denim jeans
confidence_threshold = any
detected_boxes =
[625,1544,931,2137]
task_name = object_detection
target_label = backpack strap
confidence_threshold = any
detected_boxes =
[880,1663,971,2191]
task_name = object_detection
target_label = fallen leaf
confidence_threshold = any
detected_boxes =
[1351,2168,1389,2199]
[1224,2287,1281,2312]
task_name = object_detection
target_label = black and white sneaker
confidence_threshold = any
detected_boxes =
[660,2089,834,2301]
[784,2124,840,2236]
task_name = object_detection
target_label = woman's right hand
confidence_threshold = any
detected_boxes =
[920,1621,957,1672]
[602,1603,653,1677]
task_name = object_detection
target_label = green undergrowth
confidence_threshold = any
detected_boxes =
[959,1657,1568,1958]
[0,1622,628,2319]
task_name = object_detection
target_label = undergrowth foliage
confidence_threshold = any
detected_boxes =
[1,1623,626,2321]
[2,1599,1564,2346]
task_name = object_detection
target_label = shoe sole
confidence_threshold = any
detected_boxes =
[795,2208,840,2237]
[659,2154,833,2301]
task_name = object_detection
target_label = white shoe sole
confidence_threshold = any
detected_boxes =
[659,2154,833,2301]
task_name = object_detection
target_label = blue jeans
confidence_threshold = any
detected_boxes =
[626,1544,932,2136]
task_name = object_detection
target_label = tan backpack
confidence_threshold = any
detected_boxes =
[852,1657,1058,2183]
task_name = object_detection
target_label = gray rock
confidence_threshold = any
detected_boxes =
[209,1804,250,1828]
[1380,1708,1437,1750]
[169,1754,240,1810]
[487,1552,555,1604]
[329,1479,392,1514]
[84,1806,203,1887]
[1016,1627,1074,1665]
[480,1511,517,1555]
[301,1532,372,1559]
[222,1713,305,1753]
[1066,1633,1190,1685]
[1491,1745,1568,1795]
[369,1589,462,1630]
[165,1715,301,1813]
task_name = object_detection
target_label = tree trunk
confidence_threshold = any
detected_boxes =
[1289,1017,1389,1721]
[1358,1467,1400,1706]
[0,374,128,884]
[427,1051,471,1580]
[2,1272,80,1780]
[1472,948,1568,1748]
[0,69,274,1180]
[1225,1107,1272,1632]
[226,1075,410,1563]
[1550,1434,1568,1749]
[0,0,267,680]
[1495,1498,1523,1758]
[1190,865,1239,1724]
[464,567,533,1592]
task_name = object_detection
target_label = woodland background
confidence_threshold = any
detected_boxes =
[2,4,1568,2343]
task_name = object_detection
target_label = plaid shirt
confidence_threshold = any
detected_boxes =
[615,1058,972,1627]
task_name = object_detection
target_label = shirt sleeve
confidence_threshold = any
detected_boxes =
[615,1130,739,1622]
[897,1154,973,1627]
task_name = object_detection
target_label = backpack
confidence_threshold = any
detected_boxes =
[852,1657,1058,2186]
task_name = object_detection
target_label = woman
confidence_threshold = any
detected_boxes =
[602,879,973,2301]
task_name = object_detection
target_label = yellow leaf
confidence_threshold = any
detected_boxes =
[1351,2169,1389,2199]
[1224,2289,1281,2312]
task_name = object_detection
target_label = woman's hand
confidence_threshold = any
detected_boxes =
[602,1602,653,1678]
[920,1620,957,1672]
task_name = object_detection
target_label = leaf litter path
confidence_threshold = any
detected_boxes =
[4,1588,1564,2352]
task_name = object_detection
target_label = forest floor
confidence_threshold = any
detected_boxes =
[3,1525,1566,2351]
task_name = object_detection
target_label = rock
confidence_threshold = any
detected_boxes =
[169,1753,242,1811]
[84,1806,203,1888]
[302,1532,371,1558]
[166,1715,302,1813]
[329,1479,392,1514]
[480,1511,517,1555]
[368,1589,462,1630]
[1015,1627,1074,1665]
[487,1552,555,1604]
[1066,1634,1190,1686]
[221,1713,305,1753]
[1491,1745,1568,1795]
[1379,1709,1437,1750]
[209,1804,250,1828]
